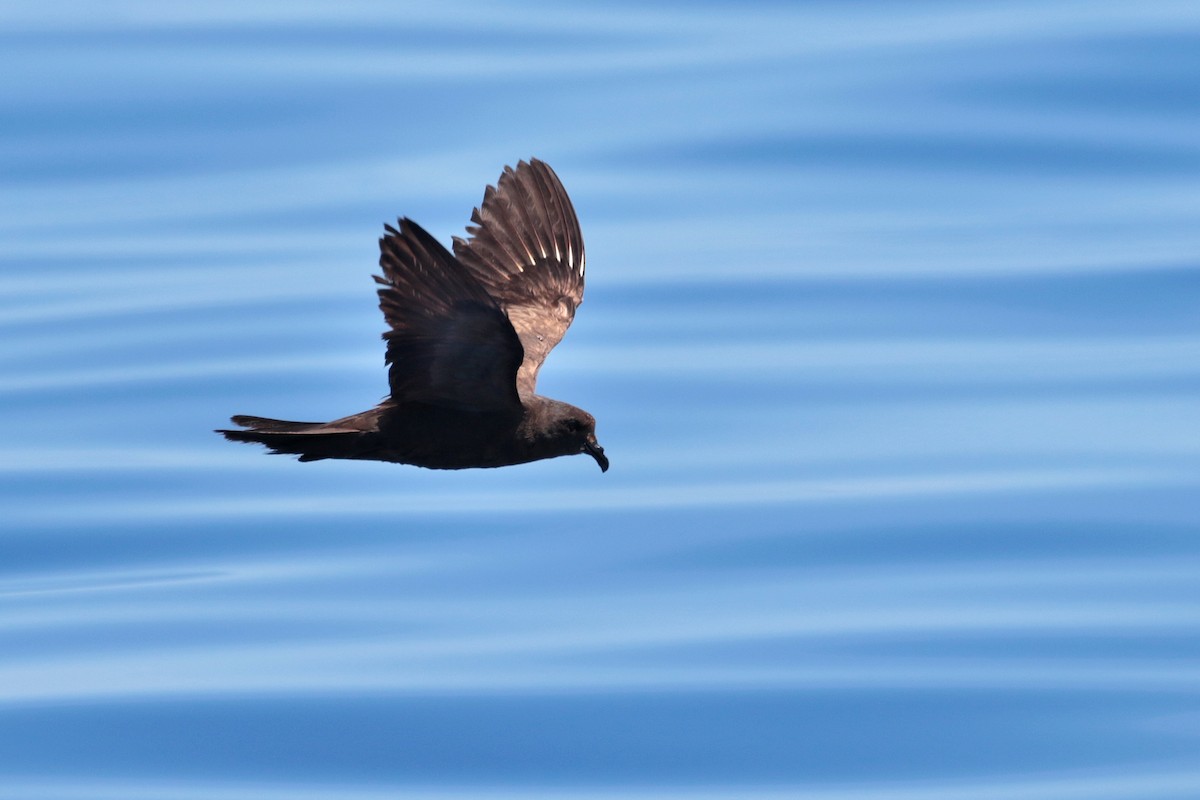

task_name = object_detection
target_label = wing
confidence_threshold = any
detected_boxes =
[375,218,523,413]
[452,159,585,396]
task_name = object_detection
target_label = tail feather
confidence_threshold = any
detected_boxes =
[217,415,373,462]
[229,415,326,433]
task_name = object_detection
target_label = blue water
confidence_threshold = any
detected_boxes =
[3,2,1200,797]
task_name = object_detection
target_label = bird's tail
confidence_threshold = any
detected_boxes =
[216,415,370,462]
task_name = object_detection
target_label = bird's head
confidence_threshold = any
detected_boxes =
[536,402,608,472]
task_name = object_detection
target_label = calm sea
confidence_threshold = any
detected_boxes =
[3,2,1200,797]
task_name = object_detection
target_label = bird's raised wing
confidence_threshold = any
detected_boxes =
[452,159,585,397]
[375,218,523,413]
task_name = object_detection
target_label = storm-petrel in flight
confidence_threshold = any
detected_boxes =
[217,159,607,472]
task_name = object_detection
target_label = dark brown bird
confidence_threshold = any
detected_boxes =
[217,159,607,472]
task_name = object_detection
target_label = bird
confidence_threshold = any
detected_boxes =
[217,158,607,472]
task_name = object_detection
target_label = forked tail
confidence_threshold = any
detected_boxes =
[216,415,368,462]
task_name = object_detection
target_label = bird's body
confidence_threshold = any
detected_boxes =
[218,159,607,472]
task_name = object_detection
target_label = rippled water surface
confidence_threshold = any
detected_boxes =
[4,2,1200,797]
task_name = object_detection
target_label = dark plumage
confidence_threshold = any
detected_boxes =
[217,159,607,472]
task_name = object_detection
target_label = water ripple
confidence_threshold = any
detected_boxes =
[4,0,1200,793]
